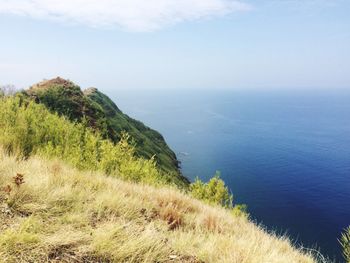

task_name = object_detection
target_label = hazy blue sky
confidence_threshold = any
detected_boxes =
[0,0,349,91]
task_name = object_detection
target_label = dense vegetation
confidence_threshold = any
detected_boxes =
[24,77,183,178]
[0,95,186,188]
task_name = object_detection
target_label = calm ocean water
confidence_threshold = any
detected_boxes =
[112,89,350,261]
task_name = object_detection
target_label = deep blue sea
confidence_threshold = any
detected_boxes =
[112,89,350,261]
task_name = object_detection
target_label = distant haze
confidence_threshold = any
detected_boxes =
[0,0,349,90]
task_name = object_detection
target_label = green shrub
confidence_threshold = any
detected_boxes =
[0,95,184,188]
[190,172,248,215]
[190,171,233,208]
[341,226,350,263]
[232,204,249,218]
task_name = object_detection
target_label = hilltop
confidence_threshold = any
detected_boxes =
[24,77,187,184]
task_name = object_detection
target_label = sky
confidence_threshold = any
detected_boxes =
[0,0,349,91]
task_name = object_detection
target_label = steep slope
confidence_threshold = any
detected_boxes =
[24,77,186,183]
[84,87,181,175]
[0,152,316,263]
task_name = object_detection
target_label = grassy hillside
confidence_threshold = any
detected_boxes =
[0,151,316,263]
[24,77,184,180]
[0,95,187,188]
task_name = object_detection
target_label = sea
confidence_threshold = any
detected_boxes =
[112,89,350,262]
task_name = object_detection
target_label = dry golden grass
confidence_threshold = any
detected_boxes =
[0,150,318,263]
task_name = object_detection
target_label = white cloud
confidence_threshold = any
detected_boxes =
[0,0,251,31]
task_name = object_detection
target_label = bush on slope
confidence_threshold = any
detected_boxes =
[341,227,350,263]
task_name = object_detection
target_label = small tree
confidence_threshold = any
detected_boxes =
[0,84,16,97]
